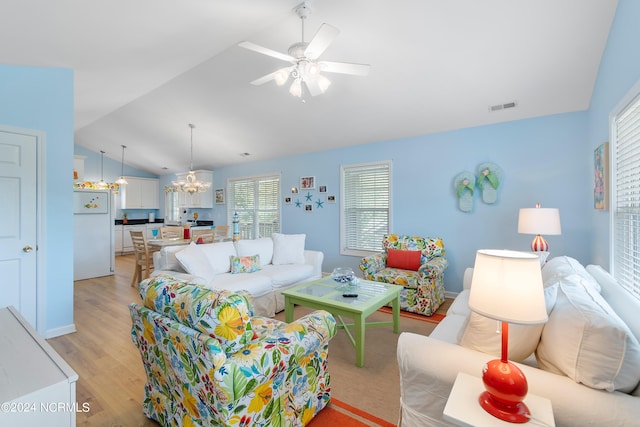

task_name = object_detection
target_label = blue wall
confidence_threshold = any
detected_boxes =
[0,65,74,335]
[588,0,640,268]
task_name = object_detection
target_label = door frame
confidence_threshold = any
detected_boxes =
[1,125,47,334]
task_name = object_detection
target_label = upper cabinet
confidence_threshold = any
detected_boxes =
[176,170,213,208]
[121,177,159,209]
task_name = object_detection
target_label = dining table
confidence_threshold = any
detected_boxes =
[147,238,191,249]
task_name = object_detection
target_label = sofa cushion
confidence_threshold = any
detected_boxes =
[536,276,640,392]
[387,249,421,271]
[230,254,261,274]
[199,241,237,274]
[139,275,255,356]
[205,272,273,297]
[272,233,306,265]
[258,264,315,289]
[174,242,216,283]
[236,238,274,266]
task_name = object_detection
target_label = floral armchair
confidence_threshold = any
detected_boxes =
[129,274,337,426]
[359,234,448,316]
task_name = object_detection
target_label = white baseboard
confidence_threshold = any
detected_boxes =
[445,290,460,299]
[45,323,76,339]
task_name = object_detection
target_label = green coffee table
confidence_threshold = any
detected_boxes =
[282,276,401,367]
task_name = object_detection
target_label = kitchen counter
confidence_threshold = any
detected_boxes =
[115,219,164,225]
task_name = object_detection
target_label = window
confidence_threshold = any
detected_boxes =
[227,174,280,239]
[340,161,392,255]
[611,88,640,301]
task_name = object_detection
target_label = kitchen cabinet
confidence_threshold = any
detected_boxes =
[176,170,213,208]
[115,225,123,253]
[121,177,159,209]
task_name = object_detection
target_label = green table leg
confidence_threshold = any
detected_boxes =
[355,313,365,367]
[285,298,294,323]
[392,292,400,333]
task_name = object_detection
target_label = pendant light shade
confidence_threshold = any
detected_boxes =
[172,124,211,194]
[115,145,128,185]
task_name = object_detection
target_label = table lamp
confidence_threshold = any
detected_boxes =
[469,249,547,423]
[517,204,561,252]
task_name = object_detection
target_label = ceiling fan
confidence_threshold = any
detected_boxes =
[238,2,370,98]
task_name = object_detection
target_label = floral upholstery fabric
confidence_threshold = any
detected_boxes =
[360,234,448,316]
[230,254,261,274]
[130,275,337,426]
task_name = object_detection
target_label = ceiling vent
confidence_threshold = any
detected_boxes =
[489,101,518,112]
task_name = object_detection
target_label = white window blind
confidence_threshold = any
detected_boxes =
[341,161,391,255]
[612,92,640,301]
[227,174,280,239]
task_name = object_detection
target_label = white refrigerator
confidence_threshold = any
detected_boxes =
[73,190,115,280]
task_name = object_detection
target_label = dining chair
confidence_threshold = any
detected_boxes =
[130,230,156,287]
[214,225,230,242]
[191,229,215,244]
[160,226,183,239]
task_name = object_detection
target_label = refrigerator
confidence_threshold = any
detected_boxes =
[73,189,115,280]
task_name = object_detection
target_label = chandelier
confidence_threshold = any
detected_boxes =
[172,123,211,194]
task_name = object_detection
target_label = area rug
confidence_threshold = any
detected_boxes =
[377,306,445,324]
[309,398,396,427]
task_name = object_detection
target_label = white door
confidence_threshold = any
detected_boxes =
[0,128,38,327]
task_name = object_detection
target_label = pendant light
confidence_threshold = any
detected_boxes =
[96,150,109,189]
[172,123,211,194]
[115,145,128,185]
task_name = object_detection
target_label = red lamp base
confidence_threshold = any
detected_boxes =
[530,235,549,252]
[480,359,530,423]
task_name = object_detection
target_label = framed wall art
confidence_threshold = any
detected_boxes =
[300,176,315,190]
[215,188,225,204]
[594,142,609,210]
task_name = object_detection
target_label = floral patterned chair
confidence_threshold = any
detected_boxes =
[359,234,448,316]
[129,274,337,427]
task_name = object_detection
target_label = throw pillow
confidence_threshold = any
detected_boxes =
[271,233,306,265]
[199,241,237,274]
[386,249,422,271]
[542,256,601,292]
[174,242,216,283]
[230,255,261,274]
[536,278,640,392]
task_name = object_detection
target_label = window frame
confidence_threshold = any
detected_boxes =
[226,173,281,240]
[340,160,392,257]
[609,78,640,301]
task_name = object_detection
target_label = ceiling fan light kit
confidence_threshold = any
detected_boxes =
[239,1,369,99]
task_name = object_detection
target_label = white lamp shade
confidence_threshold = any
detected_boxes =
[518,208,561,235]
[469,249,547,325]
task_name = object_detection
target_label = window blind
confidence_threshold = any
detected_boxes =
[227,174,280,239]
[613,93,640,301]
[341,161,391,255]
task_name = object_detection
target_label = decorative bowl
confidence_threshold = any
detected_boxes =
[331,267,355,283]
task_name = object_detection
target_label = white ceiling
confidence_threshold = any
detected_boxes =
[1,0,617,176]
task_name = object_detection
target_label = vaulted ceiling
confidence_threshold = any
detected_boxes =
[1,0,617,175]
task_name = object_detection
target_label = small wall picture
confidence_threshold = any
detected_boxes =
[594,142,609,210]
[284,196,292,204]
[215,188,225,204]
[327,195,336,203]
[291,187,299,194]
[300,176,315,190]
[318,185,327,193]
[305,204,313,212]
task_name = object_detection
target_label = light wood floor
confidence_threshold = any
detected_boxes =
[48,255,451,426]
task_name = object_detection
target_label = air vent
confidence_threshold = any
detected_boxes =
[489,101,518,112]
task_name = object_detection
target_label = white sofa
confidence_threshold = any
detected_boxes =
[152,233,323,317]
[397,256,640,427]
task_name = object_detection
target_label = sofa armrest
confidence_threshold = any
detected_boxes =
[304,250,324,278]
[359,253,386,278]
[397,333,640,427]
[418,256,448,279]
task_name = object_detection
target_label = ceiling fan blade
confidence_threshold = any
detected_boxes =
[320,61,370,76]
[304,23,340,60]
[250,67,293,86]
[238,41,294,62]
[304,79,323,97]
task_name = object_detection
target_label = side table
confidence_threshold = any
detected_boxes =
[443,372,555,427]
